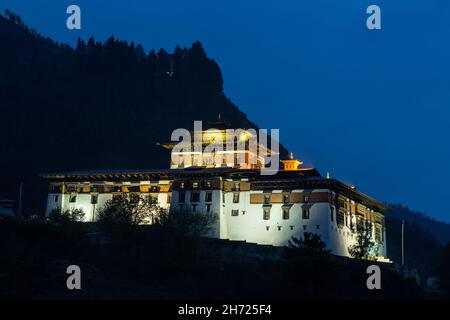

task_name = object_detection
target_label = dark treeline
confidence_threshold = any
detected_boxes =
[385,205,450,276]
[0,11,286,215]
[386,204,450,245]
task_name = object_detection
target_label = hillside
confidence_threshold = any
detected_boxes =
[384,205,450,275]
[386,205,450,245]
[0,221,423,299]
[0,11,287,215]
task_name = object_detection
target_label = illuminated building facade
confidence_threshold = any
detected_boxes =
[43,123,389,260]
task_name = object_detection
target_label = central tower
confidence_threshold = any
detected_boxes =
[160,116,275,169]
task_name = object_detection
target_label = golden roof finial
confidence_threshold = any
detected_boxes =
[281,152,303,171]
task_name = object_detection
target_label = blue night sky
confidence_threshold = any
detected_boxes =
[1,0,449,222]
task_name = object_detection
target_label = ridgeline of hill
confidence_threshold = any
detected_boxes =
[0,11,286,215]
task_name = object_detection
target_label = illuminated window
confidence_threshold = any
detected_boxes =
[206,181,212,188]
[302,206,310,219]
[231,209,239,216]
[233,192,240,203]
[264,194,270,204]
[192,182,199,189]
[375,226,381,242]
[304,195,310,203]
[263,207,271,220]
[282,207,290,220]
[283,194,290,204]
[179,182,185,189]
[233,182,240,191]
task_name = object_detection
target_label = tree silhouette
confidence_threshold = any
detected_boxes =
[348,220,379,260]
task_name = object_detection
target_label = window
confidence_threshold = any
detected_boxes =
[178,192,185,204]
[304,195,310,203]
[263,207,271,220]
[69,193,77,203]
[303,225,307,230]
[205,192,212,202]
[264,194,270,205]
[330,206,334,221]
[233,182,240,191]
[231,209,239,216]
[206,181,212,188]
[192,182,199,189]
[66,185,78,193]
[277,226,282,231]
[337,209,345,227]
[222,192,225,202]
[129,186,140,193]
[191,192,200,203]
[266,226,270,231]
[302,206,310,219]
[91,194,98,205]
[233,192,240,203]
[283,194,290,204]
[54,195,59,203]
[282,207,290,220]
[179,182,185,189]
[192,204,197,212]
[375,226,381,242]
[316,225,320,229]
[206,204,211,213]
[50,185,62,193]
[290,226,294,230]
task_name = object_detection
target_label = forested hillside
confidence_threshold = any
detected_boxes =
[0,11,286,215]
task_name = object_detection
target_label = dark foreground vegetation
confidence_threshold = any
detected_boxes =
[0,218,437,300]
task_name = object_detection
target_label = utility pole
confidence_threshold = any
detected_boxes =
[18,182,23,218]
[401,220,405,265]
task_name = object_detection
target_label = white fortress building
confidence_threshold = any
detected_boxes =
[42,120,389,260]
